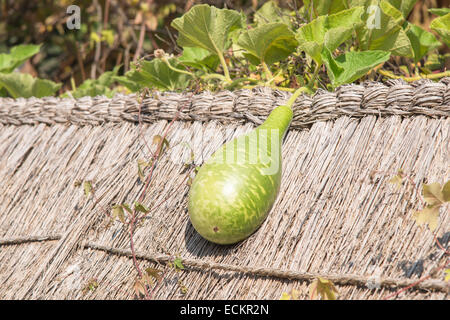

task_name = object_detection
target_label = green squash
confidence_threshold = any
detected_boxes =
[188,105,293,244]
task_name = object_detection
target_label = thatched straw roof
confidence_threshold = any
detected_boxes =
[0,79,449,300]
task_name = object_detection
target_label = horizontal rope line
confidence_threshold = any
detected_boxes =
[0,235,61,245]
[84,242,450,293]
[0,79,449,128]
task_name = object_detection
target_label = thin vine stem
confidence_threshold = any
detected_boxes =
[378,69,450,82]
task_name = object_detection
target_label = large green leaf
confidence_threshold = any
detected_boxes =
[321,48,390,87]
[178,47,220,71]
[0,72,61,98]
[430,13,450,46]
[0,44,41,73]
[406,23,441,63]
[237,23,298,66]
[296,7,364,64]
[170,4,244,56]
[254,1,293,28]
[357,1,413,57]
[123,59,191,91]
[344,0,416,18]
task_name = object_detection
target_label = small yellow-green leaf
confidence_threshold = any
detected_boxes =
[445,269,450,282]
[422,182,444,206]
[90,32,101,44]
[153,135,170,149]
[442,180,450,202]
[134,201,150,214]
[413,205,440,231]
[145,267,162,281]
[173,257,185,270]
[280,292,291,300]
[112,204,122,219]
[137,159,151,181]
[133,278,146,296]
[83,181,92,198]
[309,277,338,300]
[101,29,115,46]
[122,203,132,214]
[389,175,403,189]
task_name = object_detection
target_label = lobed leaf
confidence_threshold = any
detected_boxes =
[321,49,390,87]
[406,23,442,63]
[254,1,293,28]
[296,7,364,64]
[0,44,41,73]
[170,4,244,56]
[178,47,220,72]
[430,13,450,46]
[356,0,414,57]
[124,58,191,91]
[237,23,298,66]
[413,205,439,231]
[0,72,61,98]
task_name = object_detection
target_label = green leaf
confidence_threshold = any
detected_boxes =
[173,257,185,270]
[122,203,132,214]
[63,66,121,98]
[0,72,61,98]
[134,201,150,214]
[357,1,414,57]
[406,23,441,63]
[386,0,417,18]
[428,8,450,17]
[170,4,244,56]
[178,47,220,72]
[430,13,450,46]
[0,44,41,73]
[344,0,417,19]
[302,0,347,18]
[237,23,298,67]
[125,58,191,91]
[380,0,405,25]
[296,7,364,64]
[254,1,293,28]
[114,76,141,93]
[321,48,390,87]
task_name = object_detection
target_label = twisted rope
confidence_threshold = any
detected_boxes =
[84,242,449,293]
[1,79,449,128]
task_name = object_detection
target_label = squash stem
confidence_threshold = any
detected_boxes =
[217,51,232,83]
[161,57,194,77]
[286,87,309,109]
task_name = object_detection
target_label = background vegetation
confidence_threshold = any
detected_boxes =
[0,0,449,98]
